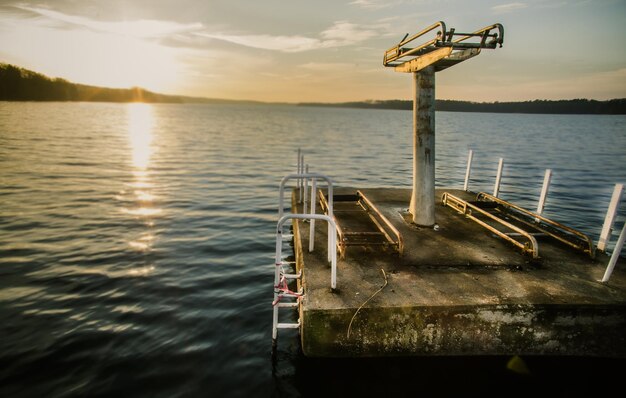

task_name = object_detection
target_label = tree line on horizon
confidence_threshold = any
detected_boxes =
[1,63,624,114]
[0,63,182,102]
[0,63,246,104]
[299,98,626,115]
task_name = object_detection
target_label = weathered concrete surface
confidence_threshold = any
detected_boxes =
[293,187,626,357]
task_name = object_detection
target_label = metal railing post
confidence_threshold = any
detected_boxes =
[299,153,304,203]
[309,178,317,252]
[303,165,309,215]
[598,183,624,252]
[601,223,626,282]
[536,169,552,221]
[296,149,301,203]
[493,158,504,197]
[463,149,473,191]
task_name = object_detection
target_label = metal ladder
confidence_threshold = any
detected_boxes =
[272,150,338,347]
[271,212,338,347]
[271,222,302,341]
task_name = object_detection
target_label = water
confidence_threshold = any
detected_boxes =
[1,102,625,397]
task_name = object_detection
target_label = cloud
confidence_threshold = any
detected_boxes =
[299,62,356,71]
[320,21,378,45]
[195,32,320,52]
[491,2,528,14]
[14,5,202,38]
[198,21,381,53]
[10,5,382,54]
[350,0,396,10]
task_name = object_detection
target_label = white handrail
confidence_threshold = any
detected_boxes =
[278,173,334,219]
[276,214,338,289]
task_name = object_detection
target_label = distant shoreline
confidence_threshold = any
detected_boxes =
[298,99,626,115]
[2,63,625,115]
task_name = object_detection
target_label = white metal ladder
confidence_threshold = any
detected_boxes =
[272,151,338,347]
[271,213,338,346]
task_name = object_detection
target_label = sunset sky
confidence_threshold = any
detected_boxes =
[0,0,624,103]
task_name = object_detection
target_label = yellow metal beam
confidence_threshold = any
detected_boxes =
[394,46,452,73]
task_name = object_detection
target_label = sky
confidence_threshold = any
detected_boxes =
[0,0,624,103]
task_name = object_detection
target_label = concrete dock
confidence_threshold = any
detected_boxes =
[291,187,626,357]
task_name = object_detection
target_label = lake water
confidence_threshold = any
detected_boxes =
[1,102,625,397]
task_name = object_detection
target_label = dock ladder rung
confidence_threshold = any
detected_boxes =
[277,302,299,308]
[275,290,303,299]
[277,322,300,329]
[282,272,302,279]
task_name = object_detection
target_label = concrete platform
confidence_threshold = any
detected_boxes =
[292,187,626,357]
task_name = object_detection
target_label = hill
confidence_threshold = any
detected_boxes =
[0,63,252,104]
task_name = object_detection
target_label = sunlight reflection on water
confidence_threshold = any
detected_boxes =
[121,104,161,255]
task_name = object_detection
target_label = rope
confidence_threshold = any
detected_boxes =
[272,265,302,306]
[347,269,388,339]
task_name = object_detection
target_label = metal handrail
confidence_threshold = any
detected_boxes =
[279,173,333,219]
[450,23,504,47]
[356,190,404,255]
[442,192,539,258]
[318,190,404,256]
[384,21,446,64]
[384,21,446,65]
[275,213,337,289]
[476,192,594,258]
[383,21,504,67]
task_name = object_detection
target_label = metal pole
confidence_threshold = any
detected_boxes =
[601,222,626,282]
[536,169,552,218]
[409,66,435,226]
[309,179,317,252]
[303,164,309,214]
[463,149,473,191]
[297,148,301,174]
[299,154,304,203]
[296,149,301,203]
[493,158,504,197]
[598,183,624,252]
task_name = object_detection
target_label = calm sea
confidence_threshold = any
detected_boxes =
[1,102,625,397]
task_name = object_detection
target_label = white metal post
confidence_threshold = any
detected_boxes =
[303,165,309,214]
[299,154,304,203]
[493,158,504,197]
[309,178,317,252]
[536,169,552,221]
[463,149,473,191]
[296,149,301,203]
[601,222,626,282]
[296,148,301,173]
[598,183,624,252]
